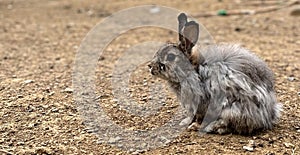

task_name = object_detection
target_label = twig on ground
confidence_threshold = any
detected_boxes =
[193,0,299,17]
[240,0,289,6]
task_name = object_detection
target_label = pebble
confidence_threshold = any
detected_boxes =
[141,97,147,101]
[284,142,294,148]
[28,123,35,129]
[63,88,73,93]
[243,146,254,152]
[24,79,34,84]
[243,140,256,152]
[287,76,295,81]
[131,151,139,155]
[131,150,144,155]
[51,108,59,112]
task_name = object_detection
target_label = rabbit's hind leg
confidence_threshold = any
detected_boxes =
[201,119,231,134]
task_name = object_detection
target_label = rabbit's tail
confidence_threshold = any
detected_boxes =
[272,101,283,124]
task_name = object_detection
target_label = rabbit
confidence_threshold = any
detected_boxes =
[148,13,282,135]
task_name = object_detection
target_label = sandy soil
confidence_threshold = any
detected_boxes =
[0,0,299,154]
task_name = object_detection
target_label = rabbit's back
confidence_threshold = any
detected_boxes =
[200,44,274,90]
[198,44,281,134]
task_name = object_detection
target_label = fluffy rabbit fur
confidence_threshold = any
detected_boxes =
[148,13,282,134]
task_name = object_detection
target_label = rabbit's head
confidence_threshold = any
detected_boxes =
[148,13,201,83]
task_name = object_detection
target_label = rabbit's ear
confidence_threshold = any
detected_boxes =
[182,21,199,55]
[178,13,188,44]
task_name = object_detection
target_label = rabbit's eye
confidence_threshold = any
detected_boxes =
[166,53,176,61]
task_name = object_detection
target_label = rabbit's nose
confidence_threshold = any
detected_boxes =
[148,64,154,74]
[148,63,159,75]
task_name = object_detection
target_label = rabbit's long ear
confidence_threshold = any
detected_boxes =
[177,13,199,57]
[182,21,199,55]
[178,13,188,44]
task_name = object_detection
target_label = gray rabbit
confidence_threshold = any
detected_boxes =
[148,13,282,134]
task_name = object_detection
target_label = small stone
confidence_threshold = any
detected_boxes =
[243,146,254,152]
[24,79,34,84]
[131,149,144,155]
[28,123,35,129]
[131,151,139,155]
[63,88,73,93]
[51,108,59,112]
[287,76,295,81]
[141,97,147,101]
[284,142,294,148]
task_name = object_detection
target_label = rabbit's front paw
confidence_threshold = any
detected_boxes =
[179,117,193,126]
[201,119,230,134]
[187,122,200,131]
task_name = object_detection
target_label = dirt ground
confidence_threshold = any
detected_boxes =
[0,0,299,154]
